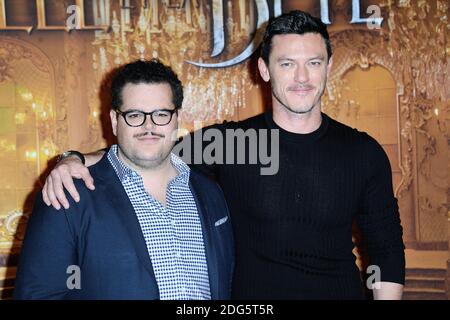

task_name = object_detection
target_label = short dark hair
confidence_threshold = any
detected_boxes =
[261,10,333,64]
[111,59,183,110]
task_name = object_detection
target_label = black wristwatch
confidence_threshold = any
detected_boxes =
[58,150,86,165]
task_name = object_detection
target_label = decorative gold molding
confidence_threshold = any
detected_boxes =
[0,210,28,246]
[0,37,52,75]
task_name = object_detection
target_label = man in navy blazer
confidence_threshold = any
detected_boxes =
[14,60,234,300]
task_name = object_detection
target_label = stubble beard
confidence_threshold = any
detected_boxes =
[272,82,327,116]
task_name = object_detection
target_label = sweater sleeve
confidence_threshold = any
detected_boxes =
[356,134,405,285]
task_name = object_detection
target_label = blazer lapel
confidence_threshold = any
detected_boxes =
[95,156,158,294]
[189,173,219,299]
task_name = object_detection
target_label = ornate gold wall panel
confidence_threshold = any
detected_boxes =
[0,37,59,252]
[380,0,448,244]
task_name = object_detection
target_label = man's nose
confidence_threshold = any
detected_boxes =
[294,65,309,83]
[142,114,156,130]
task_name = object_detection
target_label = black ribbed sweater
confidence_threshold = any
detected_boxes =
[185,111,405,299]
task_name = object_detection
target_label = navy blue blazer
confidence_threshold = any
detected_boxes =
[14,155,234,300]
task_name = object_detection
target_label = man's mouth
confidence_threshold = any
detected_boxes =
[288,85,315,94]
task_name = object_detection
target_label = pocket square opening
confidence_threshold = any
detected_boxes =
[214,216,228,226]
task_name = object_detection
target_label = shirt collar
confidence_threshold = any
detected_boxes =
[170,152,190,186]
[107,144,190,185]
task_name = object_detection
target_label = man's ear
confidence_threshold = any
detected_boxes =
[258,57,271,82]
[326,56,333,77]
[110,109,118,137]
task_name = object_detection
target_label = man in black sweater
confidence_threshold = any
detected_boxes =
[41,11,405,299]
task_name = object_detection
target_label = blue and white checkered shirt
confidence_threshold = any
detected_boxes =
[107,145,211,300]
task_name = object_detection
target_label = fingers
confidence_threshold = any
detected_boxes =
[50,168,71,209]
[42,156,94,210]
[46,175,61,210]
[42,177,51,206]
[60,166,80,203]
[77,166,95,191]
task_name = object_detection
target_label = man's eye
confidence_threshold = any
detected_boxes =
[155,112,169,117]
[310,61,322,66]
[280,62,292,67]
[127,113,142,119]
